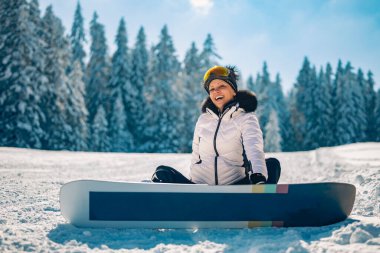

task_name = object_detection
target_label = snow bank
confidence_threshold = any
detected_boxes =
[0,142,379,252]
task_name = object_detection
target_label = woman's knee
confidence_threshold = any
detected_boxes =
[266,158,281,169]
[152,166,176,183]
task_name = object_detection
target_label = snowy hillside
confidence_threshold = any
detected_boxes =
[0,142,379,252]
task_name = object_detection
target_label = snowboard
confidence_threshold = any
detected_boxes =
[60,180,356,228]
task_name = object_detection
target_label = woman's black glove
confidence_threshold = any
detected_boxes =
[250,173,266,184]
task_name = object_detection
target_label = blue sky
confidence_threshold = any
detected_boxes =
[39,0,380,92]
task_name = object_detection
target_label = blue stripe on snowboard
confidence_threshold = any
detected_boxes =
[89,192,286,221]
[88,182,355,227]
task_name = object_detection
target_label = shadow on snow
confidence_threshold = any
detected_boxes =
[47,218,358,251]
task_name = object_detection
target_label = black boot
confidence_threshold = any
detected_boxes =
[266,158,281,184]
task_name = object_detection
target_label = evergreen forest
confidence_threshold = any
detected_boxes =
[1,0,379,153]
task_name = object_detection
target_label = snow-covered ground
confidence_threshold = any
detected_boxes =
[0,142,379,252]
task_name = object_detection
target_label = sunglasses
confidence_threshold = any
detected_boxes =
[203,66,230,82]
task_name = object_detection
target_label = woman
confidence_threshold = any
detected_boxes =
[152,65,281,185]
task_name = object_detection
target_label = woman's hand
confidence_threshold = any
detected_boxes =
[250,173,267,184]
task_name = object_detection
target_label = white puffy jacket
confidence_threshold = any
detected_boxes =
[189,90,267,185]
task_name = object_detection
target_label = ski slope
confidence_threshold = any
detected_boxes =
[0,143,379,252]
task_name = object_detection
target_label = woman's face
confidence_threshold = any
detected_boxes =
[209,79,236,111]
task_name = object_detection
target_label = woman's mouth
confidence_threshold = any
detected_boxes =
[215,95,224,101]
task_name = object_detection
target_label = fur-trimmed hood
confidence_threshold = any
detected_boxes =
[201,90,257,114]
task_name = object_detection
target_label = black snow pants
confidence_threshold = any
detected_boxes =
[151,158,281,185]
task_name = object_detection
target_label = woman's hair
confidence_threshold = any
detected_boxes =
[225,65,239,82]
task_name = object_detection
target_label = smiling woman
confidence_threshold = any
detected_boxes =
[152,65,282,186]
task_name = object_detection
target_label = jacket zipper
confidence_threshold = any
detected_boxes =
[213,109,230,185]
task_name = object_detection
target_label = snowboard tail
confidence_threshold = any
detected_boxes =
[60,180,356,228]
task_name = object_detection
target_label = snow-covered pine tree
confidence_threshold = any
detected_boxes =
[249,63,291,150]
[70,1,86,73]
[199,33,221,72]
[335,62,360,145]
[246,75,255,92]
[255,73,262,93]
[91,105,110,151]
[108,18,134,152]
[255,62,271,140]
[360,70,377,141]
[347,64,366,142]
[273,74,294,151]
[0,0,47,148]
[109,94,133,152]
[179,42,203,152]
[316,65,334,147]
[156,25,182,152]
[144,25,181,152]
[264,110,282,152]
[375,89,380,141]
[141,45,157,152]
[86,12,111,142]
[288,88,301,151]
[29,0,44,38]
[41,5,78,150]
[67,61,88,150]
[130,27,149,151]
[303,66,320,150]
[291,57,313,150]
[283,94,298,151]
[324,63,335,146]
[41,6,88,151]
[331,60,344,146]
